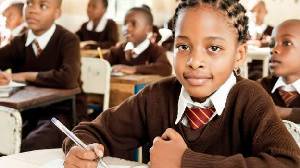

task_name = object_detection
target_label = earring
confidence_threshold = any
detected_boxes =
[234,67,241,76]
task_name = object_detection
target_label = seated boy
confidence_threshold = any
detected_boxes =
[104,7,172,76]
[76,0,118,49]
[0,0,87,152]
[247,0,274,80]
[259,19,300,123]
[0,1,27,47]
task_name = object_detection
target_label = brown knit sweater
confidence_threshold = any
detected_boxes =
[103,42,172,76]
[0,24,87,122]
[63,76,300,167]
[259,76,300,123]
[76,19,119,49]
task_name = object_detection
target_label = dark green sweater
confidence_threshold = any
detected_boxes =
[63,76,300,167]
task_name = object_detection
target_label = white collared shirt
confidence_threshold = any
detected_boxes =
[86,14,108,33]
[25,24,56,56]
[11,23,27,37]
[124,39,150,59]
[175,72,236,126]
[271,77,300,94]
[248,22,268,37]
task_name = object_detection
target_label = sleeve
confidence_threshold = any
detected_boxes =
[62,84,150,157]
[31,33,81,89]
[0,37,24,70]
[181,84,300,168]
[288,108,300,123]
[135,46,172,76]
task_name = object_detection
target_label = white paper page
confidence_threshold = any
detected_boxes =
[0,81,26,90]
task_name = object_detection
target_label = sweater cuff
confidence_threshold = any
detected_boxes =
[288,108,300,123]
[182,148,220,167]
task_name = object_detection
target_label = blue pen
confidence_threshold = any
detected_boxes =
[51,117,109,168]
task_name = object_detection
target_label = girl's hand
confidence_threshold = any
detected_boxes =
[149,128,188,168]
[64,143,105,168]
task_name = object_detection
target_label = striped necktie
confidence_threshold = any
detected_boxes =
[278,88,299,107]
[33,39,42,57]
[184,106,216,129]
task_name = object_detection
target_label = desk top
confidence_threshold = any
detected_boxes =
[0,86,80,109]
[111,74,168,85]
[0,148,147,168]
[80,49,109,57]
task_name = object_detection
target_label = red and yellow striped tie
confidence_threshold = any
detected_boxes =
[278,89,299,107]
[184,106,216,129]
[33,39,42,57]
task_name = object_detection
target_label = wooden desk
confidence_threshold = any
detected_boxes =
[0,148,147,168]
[241,47,270,78]
[80,49,109,57]
[0,86,81,126]
[109,74,166,107]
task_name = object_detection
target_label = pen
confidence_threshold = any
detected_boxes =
[97,47,103,59]
[51,117,109,168]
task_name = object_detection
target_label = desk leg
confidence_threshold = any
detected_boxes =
[71,97,76,127]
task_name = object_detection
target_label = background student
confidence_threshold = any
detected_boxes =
[62,0,300,167]
[259,19,300,123]
[76,0,118,49]
[104,7,172,76]
[0,1,26,47]
[0,0,87,152]
[247,0,274,80]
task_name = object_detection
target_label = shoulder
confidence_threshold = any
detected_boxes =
[141,76,180,96]
[107,19,117,26]
[110,42,126,52]
[148,43,166,53]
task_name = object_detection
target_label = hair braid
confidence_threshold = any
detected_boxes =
[172,0,248,43]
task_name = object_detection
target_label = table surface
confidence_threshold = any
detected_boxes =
[0,86,81,109]
[80,49,109,57]
[0,148,147,168]
[110,74,168,85]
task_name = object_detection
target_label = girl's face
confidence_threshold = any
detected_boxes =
[269,21,300,84]
[87,0,106,22]
[174,7,246,102]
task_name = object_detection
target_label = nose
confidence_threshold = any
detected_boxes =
[186,50,206,69]
[270,46,279,55]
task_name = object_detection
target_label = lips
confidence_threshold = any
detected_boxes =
[184,73,212,86]
[26,18,39,24]
[269,59,281,68]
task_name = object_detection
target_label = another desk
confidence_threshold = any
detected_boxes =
[0,148,147,168]
[241,47,270,78]
[109,74,166,107]
[0,86,81,126]
[80,49,109,57]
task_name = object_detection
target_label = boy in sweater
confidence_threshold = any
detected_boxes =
[0,0,87,152]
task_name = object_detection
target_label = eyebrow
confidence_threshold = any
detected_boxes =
[175,35,227,43]
[281,34,295,38]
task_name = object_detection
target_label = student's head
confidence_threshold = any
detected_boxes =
[269,19,300,84]
[24,0,62,36]
[172,0,248,102]
[2,2,24,30]
[87,0,107,22]
[248,0,267,26]
[123,7,153,47]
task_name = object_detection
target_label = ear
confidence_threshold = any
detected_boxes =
[54,8,62,20]
[234,43,248,69]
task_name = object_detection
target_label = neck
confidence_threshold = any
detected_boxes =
[283,75,300,84]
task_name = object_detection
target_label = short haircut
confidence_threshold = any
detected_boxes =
[128,7,153,26]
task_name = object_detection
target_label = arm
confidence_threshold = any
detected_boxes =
[31,33,81,89]
[135,46,172,76]
[276,106,300,123]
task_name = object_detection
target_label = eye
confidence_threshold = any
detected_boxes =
[269,43,275,48]
[41,4,47,9]
[175,44,190,51]
[283,41,292,46]
[27,1,33,6]
[208,46,221,53]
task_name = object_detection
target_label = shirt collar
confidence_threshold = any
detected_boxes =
[11,23,27,36]
[25,24,56,49]
[248,22,268,36]
[86,14,108,32]
[272,77,300,93]
[124,39,150,58]
[175,72,236,124]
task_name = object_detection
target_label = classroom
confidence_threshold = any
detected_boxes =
[0,0,299,167]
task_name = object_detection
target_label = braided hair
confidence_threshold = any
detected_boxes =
[172,0,248,43]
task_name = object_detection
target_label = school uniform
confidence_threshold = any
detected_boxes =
[0,24,87,152]
[248,24,274,81]
[260,76,300,123]
[104,40,172,76]
[0,23,27,47]
[63,74,300,167]
[76,16,118,49]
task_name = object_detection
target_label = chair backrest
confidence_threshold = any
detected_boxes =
[81,58,111,111]
[166,51,175,75]
[0,106,22,155]
[283,120,300,147]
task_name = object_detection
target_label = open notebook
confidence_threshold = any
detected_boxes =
[0,81,26,97]
[40,157,148,168]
